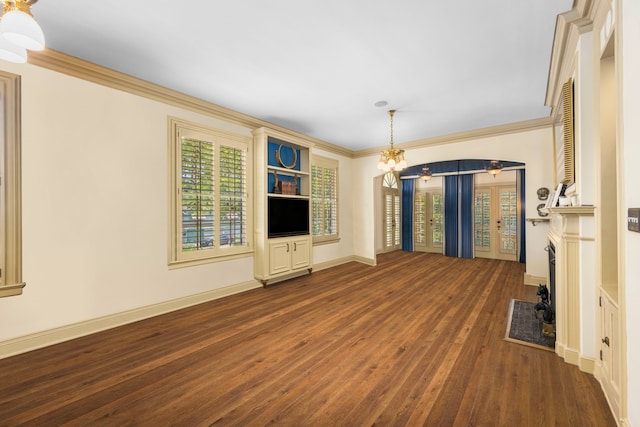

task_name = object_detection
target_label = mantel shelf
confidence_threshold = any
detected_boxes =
[542,206,595,216]
[526,218,550,226]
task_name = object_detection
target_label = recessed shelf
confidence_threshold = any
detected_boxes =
[267,165,309,176]
[526,218,550,226]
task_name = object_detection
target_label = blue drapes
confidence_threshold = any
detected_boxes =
[460,174,474,259]
[517,169,526,264]
[444,175,458,257]
[401,179,414,252]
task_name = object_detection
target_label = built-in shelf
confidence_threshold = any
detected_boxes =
[267,165,310,177]
[542,206,595,216]
[267,193,308,199]
[527,218,550,226]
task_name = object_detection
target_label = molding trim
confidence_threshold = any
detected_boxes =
[26,49,556,162]
[353,255,377,267]
[579,356,596,374]
[545,1,594,111]
[354,116,553,158]
[313,256,358,272]
[26,49,353,159]
[524,274,546,286]
[0,280,261,359]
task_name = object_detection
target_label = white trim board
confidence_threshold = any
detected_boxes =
[0,280,261,359]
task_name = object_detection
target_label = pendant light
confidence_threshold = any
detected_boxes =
[377,110,407,172]
[0,0,45,63]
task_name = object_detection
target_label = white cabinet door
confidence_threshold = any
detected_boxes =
[269,240,291,275]
[291,237,310,270]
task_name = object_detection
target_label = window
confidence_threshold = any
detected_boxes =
[169,118,252,266]
[311,155,338,243]
[0,71,25,297]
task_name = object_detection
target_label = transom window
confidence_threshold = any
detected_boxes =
[169,118,252,266]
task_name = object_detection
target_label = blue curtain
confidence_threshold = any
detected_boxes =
[460,174,474,258]
[401,179,414,251]
[444,175,458,257]
[517,169,526,264]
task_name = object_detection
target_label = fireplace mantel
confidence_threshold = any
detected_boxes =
[545,205,596,372]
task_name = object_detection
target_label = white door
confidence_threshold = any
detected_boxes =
[474,186,518,261]
[414,190,443,253]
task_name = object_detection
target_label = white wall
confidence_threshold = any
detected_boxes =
[353,127,556,279]
[621,0,640,424]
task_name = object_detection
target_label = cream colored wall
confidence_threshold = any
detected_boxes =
[311,148,354,266]
[353,126,555,278]
[0,60,360,350]
[621,0,640,425]
[0,62,263,343]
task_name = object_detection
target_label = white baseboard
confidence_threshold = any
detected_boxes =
[0,280,261,359]
[524,273,546,287]
[578,355,595,374]
[354,255,376,266]
[313,256,358,272]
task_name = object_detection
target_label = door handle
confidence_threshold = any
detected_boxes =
[602,336,610,346]
[286,243,290,252]
[294,242,297,251]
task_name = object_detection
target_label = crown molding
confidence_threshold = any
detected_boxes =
[354,116,553,158]
[26,49,354,158]
[545,0,595,112]
[26,49,555,161]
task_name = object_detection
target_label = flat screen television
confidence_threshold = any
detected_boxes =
[268,197,309,238]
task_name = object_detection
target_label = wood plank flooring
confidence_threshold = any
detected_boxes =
[0,252,616,426]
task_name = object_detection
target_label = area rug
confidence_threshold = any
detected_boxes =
[504,299,555,351]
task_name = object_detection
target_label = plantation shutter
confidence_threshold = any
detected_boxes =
[219,143,248,247]
[311,156,338,242]
[181,137,215,253]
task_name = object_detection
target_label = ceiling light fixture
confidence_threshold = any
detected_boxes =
[419,167,432,181]
[0,0,44,63]
[377,110,407,172]
[486,160,504,177]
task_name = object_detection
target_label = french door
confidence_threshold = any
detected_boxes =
[474,186,518,261]
[414,190,443,253]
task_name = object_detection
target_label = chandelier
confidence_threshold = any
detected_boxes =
[377,110,407,172]
[0,0,45,64]
[486,160,504,177]
[419,167,432,181]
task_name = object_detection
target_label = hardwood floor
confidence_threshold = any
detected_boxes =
[0,252,615,426]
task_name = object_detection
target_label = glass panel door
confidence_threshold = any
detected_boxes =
[474,189,491,254]
[475,185,517,261]
[498,188,518,257]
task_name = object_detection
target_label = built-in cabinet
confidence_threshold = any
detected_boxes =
[268,236,311,276]
[253,127,313,286]
[599,289,620,416]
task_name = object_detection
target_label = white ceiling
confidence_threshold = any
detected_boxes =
[32,0,573,151]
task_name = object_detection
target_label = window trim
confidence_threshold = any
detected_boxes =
[0,71,25,297]
[311,155,339,245]
[168,117,253,268]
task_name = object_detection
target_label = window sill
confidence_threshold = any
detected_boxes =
[313,236,340,246]
[0,282,26,298]
[169,250,254,270]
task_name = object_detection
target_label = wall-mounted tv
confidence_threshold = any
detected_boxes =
[268,197,309,238]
